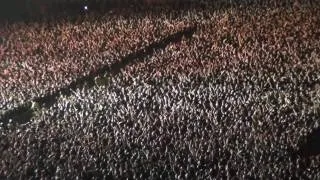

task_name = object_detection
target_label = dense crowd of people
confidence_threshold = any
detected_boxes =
[1,1,320,179]
[0,8,193,113]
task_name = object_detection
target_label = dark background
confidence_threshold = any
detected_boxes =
[0,0,197,22]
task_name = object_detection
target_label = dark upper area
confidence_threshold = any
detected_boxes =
[0,0,199,22]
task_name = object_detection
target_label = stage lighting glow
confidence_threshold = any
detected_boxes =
[84,6,88,10]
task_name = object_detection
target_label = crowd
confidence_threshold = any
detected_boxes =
[0,8,193,113]
[1,1,320,179]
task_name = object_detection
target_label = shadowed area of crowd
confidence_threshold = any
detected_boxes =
[299,127,320,157]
